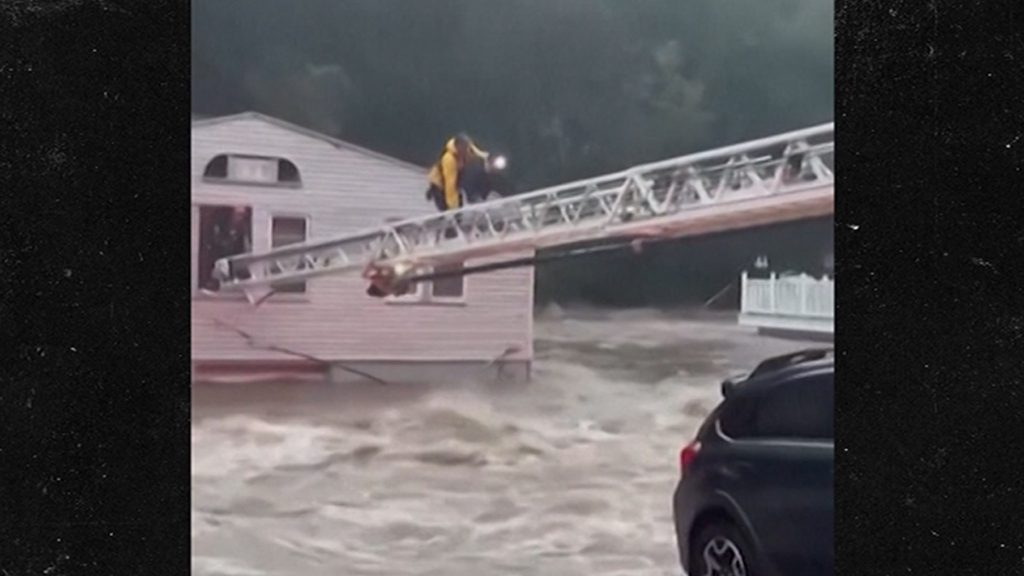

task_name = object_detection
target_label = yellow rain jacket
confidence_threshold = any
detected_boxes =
[428,138,489,210]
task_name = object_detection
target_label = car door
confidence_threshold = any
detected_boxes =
[717,373,834,576]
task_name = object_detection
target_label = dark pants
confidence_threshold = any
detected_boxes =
[424,184,463,239]
[426,184,460,212]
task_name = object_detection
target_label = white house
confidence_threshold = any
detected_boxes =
[191,112,534,384]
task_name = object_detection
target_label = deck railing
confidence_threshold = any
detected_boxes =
[741,271,834,319]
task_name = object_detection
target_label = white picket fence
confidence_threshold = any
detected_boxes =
[740,271,834,335]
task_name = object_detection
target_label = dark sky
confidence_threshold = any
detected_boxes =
[192,0,833,186]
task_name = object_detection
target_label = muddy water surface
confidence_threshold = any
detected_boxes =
[192,309,815,576]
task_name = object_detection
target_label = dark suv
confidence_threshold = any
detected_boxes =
[673,349,833,576]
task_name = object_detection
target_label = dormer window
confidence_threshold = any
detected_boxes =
[229,156,278,182]
[203,154,302,186]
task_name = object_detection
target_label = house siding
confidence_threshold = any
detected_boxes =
[191,114,534,369]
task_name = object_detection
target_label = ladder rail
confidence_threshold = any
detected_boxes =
[212,124,834,294]
[220,178,833,294]
[232,123,832,256]
[374,179,832,267]
[360,142,832,257]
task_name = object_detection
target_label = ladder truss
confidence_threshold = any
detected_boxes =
[213,123,834,300]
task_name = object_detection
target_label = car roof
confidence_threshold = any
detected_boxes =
[721,348,833,399]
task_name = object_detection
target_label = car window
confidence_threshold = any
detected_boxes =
[753,373,833,441]
[718,396,757,439]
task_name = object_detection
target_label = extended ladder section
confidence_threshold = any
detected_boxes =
[214,123,834,300]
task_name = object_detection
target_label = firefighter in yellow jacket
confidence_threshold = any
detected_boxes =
[426,133,490,212]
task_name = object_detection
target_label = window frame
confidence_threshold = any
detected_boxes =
[264,212,313,303]
[428,262,468,302]
[201,154,303,188]
[192,203,254,301]
[384,265,468,307]
[384,280,429,304]
[228,155,279,183]
[381,216,468,307]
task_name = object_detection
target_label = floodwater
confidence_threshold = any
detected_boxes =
[192,308,818,576]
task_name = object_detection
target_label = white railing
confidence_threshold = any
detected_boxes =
[741,271,834,319]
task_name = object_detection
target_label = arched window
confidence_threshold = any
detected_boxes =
[203,154,302,186]
[203,154,228,178]
[277,159,301,183]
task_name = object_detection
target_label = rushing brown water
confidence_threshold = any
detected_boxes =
[192,308,817,576]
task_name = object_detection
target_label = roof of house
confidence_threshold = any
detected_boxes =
[191,111,427,174]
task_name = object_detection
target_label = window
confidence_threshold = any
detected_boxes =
[719,396,757,439]
[379,216,465,304]
[719,373,833,441]
[230,156,278,182]
[385,263,465,304]
[203,155,228,178]
[754,374,833,440]
[203,154,302,186]
[389,281,427,301]
[430,263,465,299]
[278,160,301,183]
[270,216,309,294]
[196,205,252,293]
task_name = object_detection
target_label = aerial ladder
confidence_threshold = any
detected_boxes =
[213,123,834,304]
